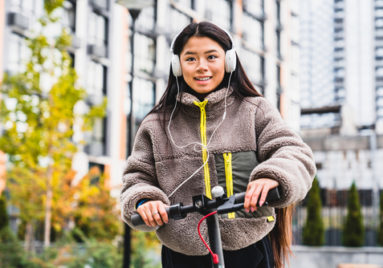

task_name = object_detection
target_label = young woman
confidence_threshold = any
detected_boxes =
[120,21,316,268]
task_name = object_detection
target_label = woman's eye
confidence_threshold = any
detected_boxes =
[186,57,196,62]
[208,55,217,60]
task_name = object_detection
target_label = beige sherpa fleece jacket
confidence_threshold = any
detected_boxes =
[120,87,316,256]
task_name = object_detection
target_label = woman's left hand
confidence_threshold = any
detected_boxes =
[244,178,279,212]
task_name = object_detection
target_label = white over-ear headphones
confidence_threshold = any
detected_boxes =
[170,25,237,77]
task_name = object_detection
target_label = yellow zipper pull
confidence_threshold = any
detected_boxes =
[223,152,235,219]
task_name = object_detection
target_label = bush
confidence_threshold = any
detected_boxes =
[32,229,123,268]
[0,227,34,267]
[342,182,364,247]
[131,230,161,268]
[302,177,324,246]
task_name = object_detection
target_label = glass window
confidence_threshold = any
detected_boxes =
[165,5,191,35]
[242,14,263,51]
[62,1,76,33]
[8,0,44,17]
[135,34,156,75]
[335,67,345,77]
[243,0,263,17]
[86,60,105,98]
[205,0,231,30]
[132,78,155,134]
[136,6,155,32]
[376,47,383,57]
[377,97,383,106]
[240,48,262,85]
[376,18,383,28]
[86,117,106,156]
[7,33,30,73]
[377,66,383,76]
[377,9,383,17]
[88,11,107,47]
[377,86,383,96]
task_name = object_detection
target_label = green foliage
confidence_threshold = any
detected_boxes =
[378,192,383,246]
[0,195,9,230]
[131,230,161,268]
[343,182,364,247]
[44,0,66,15]
[28,229,122,268]
[1,228,122,267]
[302,177,324,246]
[0,0,107,246]
[0,227,33,267]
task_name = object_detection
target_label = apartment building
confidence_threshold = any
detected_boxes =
[298,0,383,245]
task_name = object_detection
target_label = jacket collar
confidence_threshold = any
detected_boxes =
[177,87,234,107]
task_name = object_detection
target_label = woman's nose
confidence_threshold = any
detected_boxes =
[197,59,208,71]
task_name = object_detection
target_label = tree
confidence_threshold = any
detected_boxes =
[302,177,324,246]
[343,182,364,247]
[71,166,122,241]
[0,195,8,230]
[378,192,383,246]
[0,0,106,248]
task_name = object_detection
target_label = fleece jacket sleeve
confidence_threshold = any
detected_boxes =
[120,123,170,231]
[250,98,317,208]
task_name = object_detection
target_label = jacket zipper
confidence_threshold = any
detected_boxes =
[194,100,212,199]
[223,152,235,219]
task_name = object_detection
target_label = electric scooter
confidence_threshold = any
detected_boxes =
[131,186,280,268]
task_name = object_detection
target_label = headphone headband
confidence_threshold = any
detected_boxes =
[170,25,235,53]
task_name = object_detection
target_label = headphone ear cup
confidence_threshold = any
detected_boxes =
[225,49,237,73]
[171,54,182,77]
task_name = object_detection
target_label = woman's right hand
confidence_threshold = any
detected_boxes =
[136,200,169,227]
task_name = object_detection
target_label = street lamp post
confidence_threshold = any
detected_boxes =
[115,1,153,267]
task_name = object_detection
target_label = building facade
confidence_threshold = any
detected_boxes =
[298,0,383,246]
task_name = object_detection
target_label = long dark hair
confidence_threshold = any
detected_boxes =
[150,21,293,268]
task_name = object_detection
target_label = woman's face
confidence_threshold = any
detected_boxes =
[180,36,226,95]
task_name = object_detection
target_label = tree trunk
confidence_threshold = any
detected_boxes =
[44,166,53,247]
[25,222,34,253]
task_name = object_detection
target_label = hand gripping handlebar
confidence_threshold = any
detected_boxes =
[131,187,281,226]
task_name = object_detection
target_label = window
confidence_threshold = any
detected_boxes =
[377,86,383,96]
[277,64,281,111]
[243,0,263,17]
[7,33,30,73]
[88,11,108,47]
[376,18,383,28]
[62,0,76,33]
[205,0,232,30]
[376,47,383,58]
[135,5,155,32]
[334,67,345,77]
[240,48,263,86]
[242,14,263,51]
[376,66,383,76]
[8,0,44,17]
[86,60,106,99]
[165,5,191,35]
[135,34,156,75]
[132,78,155,135]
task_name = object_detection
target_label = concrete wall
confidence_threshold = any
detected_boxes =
[288,246,383,268]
